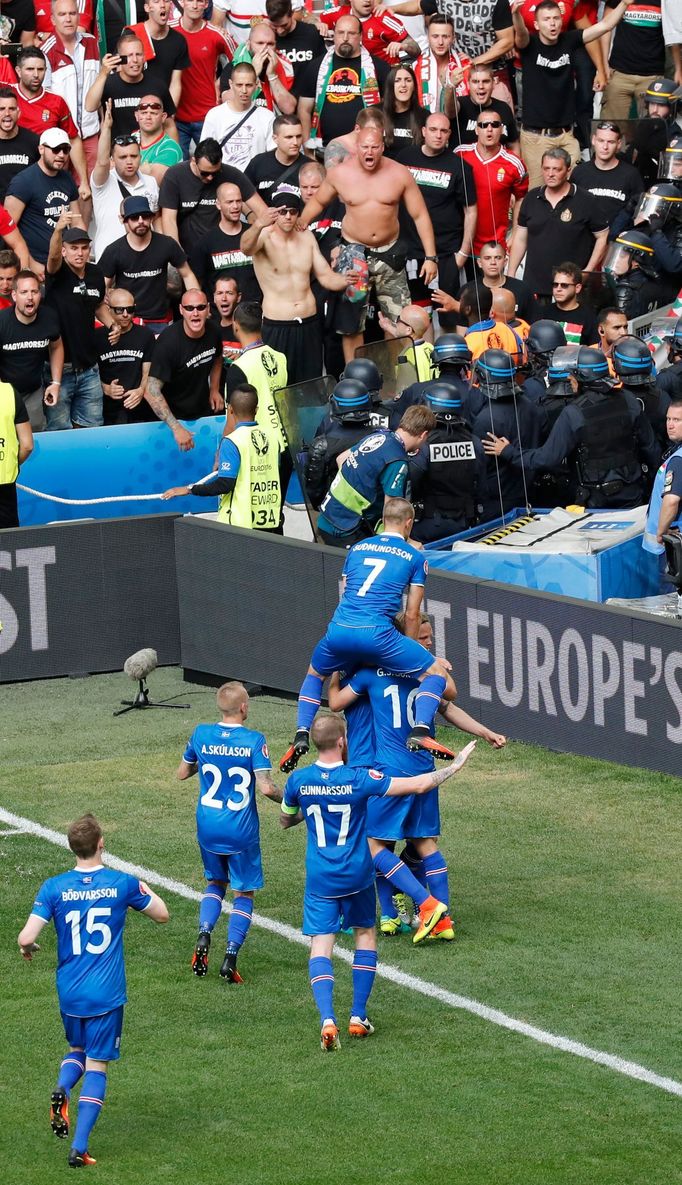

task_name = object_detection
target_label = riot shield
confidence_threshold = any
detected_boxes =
[642,312,681,369]
[354,337,418,401]
[273,375,336,542]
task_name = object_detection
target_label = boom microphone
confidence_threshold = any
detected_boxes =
[124,648,158,681]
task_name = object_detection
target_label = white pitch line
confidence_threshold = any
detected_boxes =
[3,805,681,1100]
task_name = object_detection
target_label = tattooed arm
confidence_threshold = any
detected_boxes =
[144,375,195,452]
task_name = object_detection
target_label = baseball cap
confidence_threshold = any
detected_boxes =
[39,127,71,150]
[122,195,153,219]
[62,226,91,243]
[271,184,302,211]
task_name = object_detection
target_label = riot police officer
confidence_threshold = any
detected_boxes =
[523,320,568,405]
[658,317,682,400]
[642,396,682,589]
[612,334,669,447]
[484,347,660,509]
[603,228,661,319]
[409,381,485,543]
[470,348,545,520]
[390,334,475,428]
[531,350,576,505]
[635,182,682,288]
[342,356,396,429]
[304,379,374,510]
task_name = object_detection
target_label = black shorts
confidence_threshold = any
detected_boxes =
[262,313,323,386]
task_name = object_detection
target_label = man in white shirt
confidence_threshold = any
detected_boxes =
[91,100,159,260]
[200,62,274,169]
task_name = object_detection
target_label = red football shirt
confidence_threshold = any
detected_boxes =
[454,144,529,254]
[11,85,79,138]
[171,20,237,123]
[320,5,408,64]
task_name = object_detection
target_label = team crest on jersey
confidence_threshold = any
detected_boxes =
[497,168,506,183]
[83,876,92,884]
[368,769,383,780]
[262,742,269,758]
[358,433,386,454]
[139,880,151,895]
[321,770,329,779]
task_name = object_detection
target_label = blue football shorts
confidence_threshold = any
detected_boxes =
[404,787,441,839]
[311,623,432,679]
[303,884,376,935]
[199,841,264,891]
[61,1005,124,1062]
[366,792,414,840]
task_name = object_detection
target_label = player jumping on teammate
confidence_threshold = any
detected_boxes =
[279,497,456,772]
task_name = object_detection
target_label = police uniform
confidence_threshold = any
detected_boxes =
[611,269,661,319]
[410,420,485,542]
[620,378,669,449]
[471,390,545,519]
[643,442,682,554]
[657,359,682,400]
[390,375,479,427]
[317,429,409,545]
[498,387,660,509]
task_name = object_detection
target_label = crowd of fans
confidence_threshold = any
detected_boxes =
[1,0,682,533]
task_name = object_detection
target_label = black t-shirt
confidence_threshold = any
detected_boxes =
[244,149,305,199]
[296,52,389,144]
[159,161,257,254]
[98,231,187,319]
[542,301,599,346]
[143,28,191,90]
[102,73,176,138]
[189,225,260,301]
[385,108,427,158]
[44,261,106,368]
[276,21,326,85]
[570,158,643,227]
[397,145,474,254]
[0,304,60,392]
[149,319,222,419]
[6,162,78,263]
[1,0,35,38]
[453,97,518,146]
[0,127,40,203]
[606,0,664,75]
[518,183,608,296]
[519,30,583,128]
[95,321,156,423]
[459,276,535,321]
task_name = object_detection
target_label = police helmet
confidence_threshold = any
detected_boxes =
[526,320,567,357]
[634,182,682,226]
[604,228,657,279]
[663,314,682,353]
[431,333,472,369]
[330,378,371,424]
[342,357,382,400]
[573,347,614,386]
[658,137,682,186]
[474,348,516,398]
[423,380,463,420]
[612,335,655,385]
[547,345,579,382]
[643,77,681,117]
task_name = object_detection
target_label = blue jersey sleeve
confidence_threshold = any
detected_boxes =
[183,730,198,764]
[380,459,408,497]
[124,873,154,912]
[251,731,271,772]
[353,767,392,799]
[409,551,427,587]
[348,668,372,695]
[31,877,56,923]
[218,437,241,479]
[282,773,300,815]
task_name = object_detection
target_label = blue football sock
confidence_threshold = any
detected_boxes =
[375,873,397,919]
[414,674,446,728]
[351,949,377,1019]
[57,1051,85,1096]
[309,956,335,1024]
[199,884,226,933]
[373,848,428,908]
[72,1070,107,1154]
[297,674,323,732]
[423,850,449,907]
[227,895,253,953]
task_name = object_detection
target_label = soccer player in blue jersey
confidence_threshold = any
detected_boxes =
[280,495,457,773]
[330,611,506,940]
[178,680,282,983]
[17,813,169,1169]
[280,713,475,1051]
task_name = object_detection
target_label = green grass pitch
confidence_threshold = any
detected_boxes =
[1,667,682,1185]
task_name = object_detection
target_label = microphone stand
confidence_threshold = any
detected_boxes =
[114,678,190,716]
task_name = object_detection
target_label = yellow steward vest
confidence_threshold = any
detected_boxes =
[236,343,288,448]
[217,421,282,529]
[0,382,18,484]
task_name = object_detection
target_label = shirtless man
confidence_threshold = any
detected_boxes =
[240,184,354,382]
[299,121,438,361]
[323,107,386,170]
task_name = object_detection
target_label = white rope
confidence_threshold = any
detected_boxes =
[17,485,163,505]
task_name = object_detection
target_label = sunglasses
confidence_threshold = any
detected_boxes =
[138,103,163,111]
[197,167,219,179]
[182,303,208,312]
[49,144,71,154]
[111,305,135,314]
[596,121,620,133]
[125,212,152,221]
[478,120,502,129]
[552,281,574,287]
[113,135,138,147]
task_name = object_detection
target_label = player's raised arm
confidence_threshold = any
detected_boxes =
[439,701,507,747]
[386,742,476,796]
[327,673,360,713]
